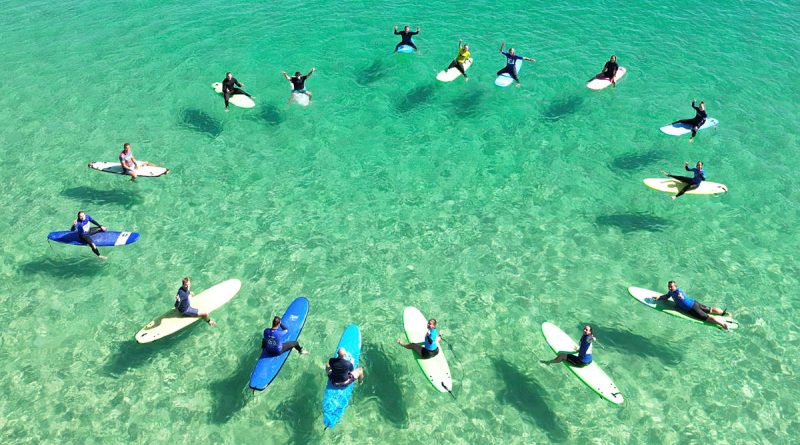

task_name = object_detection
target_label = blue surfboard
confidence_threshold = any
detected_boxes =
[322,324,362,429]
[397,44,415,54]
[495,59,523,87]
[47,230,139,246]
[249,297,309,391]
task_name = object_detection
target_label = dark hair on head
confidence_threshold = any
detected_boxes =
[668,280,676,286]
[585,325,593,333]
[123,143,131,148]
[226,71,232,75]
[272,316,282,327]
[182,276,190,282]
[429,318,437,327]
[76,210,84,216]
[294,71,301,77]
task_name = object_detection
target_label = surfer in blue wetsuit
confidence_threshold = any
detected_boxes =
[654,281,731,330]
[262,316,309,356]
[326,347,364,387]
[671,99,707,142]
[496,41,536,85]
[221,72,251,112]
[397,318,440,359]
[661,161,705,200]
[393,25,420,52]
[590,55,619,87]
[283,68,315,100]
[174,277,216,325]
[541,325,594,367]
[70,211,107,260]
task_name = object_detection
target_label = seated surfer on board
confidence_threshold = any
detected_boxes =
[71,211,107,260]
[671,99,707,142]
[283,68,316,100]
[394,25,420,52]
[654,281,731,330]
[119,143,155,182]
[175,277,216,325]
[541,325,594,367]
[590,55,619,87]
[444,40,470,81]
[221,72,252,112]
[497,41,536,86]
[661,161,705,200]
[397,318,441,359]
[326,348,364,387]
[262,316,309,356]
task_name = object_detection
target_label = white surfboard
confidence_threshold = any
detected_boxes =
[643,178,728,195]
[211,82,256,108]
[403,307,452,393]
[541,322,623,405]
[628,287,738,330]
[88,162,169,177]
[436,58,473,82]
[587,66,627,90]
[660,118,718,136]
[495,59,523,87]
[291,91,310,107]
[135,279,241,343]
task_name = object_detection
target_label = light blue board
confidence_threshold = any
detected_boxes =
[397,42,414,53]
[248,297,309,391]
[495,58,523,87]
[322,324,362,429]
[660,118,719,136]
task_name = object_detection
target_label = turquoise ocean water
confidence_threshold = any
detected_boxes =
[1,0,799,443]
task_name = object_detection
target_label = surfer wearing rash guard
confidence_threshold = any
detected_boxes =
[661,161,706,199]
[444,40,470,80]
[542,325,594,367]
[671,99,707,141]
[397,318,440,359]
[221,72,251,112]
[174,277,216,325]
[118,143,154,181]
[590,55,619,87]
[262,316,309,356]
[326,347,364,387]
[394,25,420,51]
[70,211,107,260]
[283,68,316,99]
[654,281,731,330]
[496,41,536,85]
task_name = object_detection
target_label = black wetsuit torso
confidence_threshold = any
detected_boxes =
[221,77,241,93]
[396,30,418,45]
[691,103,708,122]
[290,75,308,91]
[328,357,354,385]
[602,61,619,78]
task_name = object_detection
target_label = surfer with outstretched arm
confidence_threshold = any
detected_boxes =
[394,25,420,52]
[221,72,251,112]
[118,143,154,182]
[326,347,364,387]
[590,55,619,87]
[654,281,731,330]
[262,316,309,356]
[541,325,594,367]
[671,99,707,142]
[661,161,705,200]
[283,68,316,100]
[70,211,107,260]
[444,40,470,81]
[175,277,216,326]
[397,318,441,359]
[496,41,536,85]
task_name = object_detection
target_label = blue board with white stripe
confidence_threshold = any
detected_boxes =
[249,297,309,391]
[322,324,362,429]
[47,230,139,246]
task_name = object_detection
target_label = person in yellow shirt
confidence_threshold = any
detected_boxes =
[445,39,471,81]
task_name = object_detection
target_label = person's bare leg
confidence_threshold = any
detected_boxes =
[541,353,568,365]
[396,338,423,356]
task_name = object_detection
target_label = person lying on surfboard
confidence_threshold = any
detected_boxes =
[283,68,315,100]
[221,72,252,112]
[541,325,594,367]
[175,277,216,326]
[397,318,441,359]
[119,143,155,182]
[496,41,536,86]
[70,211,107,260]
[671,99,707,142]
[394,25,420,52]
[590,55,619,87]
[444,40,470,81]
[262,316,309,356]
[654,281,731,330]
[326,347,364,387]
[661,161,705,200]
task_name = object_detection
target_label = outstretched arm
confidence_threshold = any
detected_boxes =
[499,41,505,53]
[524,56,537,62]
[412,27,420,35]
[282,71,290,81]
[458,39,462,49]
[393,25,398,35]
[306,67,316,78]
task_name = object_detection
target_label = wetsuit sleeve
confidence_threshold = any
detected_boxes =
[70,223,77,231]
[394,30,400,35]
[233,78,242,87]
[691,101,700,112]
[90,219,102,228]
[410,31,419,35]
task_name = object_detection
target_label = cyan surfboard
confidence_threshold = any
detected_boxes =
[322,324,362,429]
[249,297,309,391]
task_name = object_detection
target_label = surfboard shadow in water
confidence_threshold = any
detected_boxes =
[272,371,320,444]
[396,84,435,114]
[179,108,223,137]
[609,149,665,170]
[62,186,144,208]
[595,213,671,233]
[541,95,585,122]
[356,59,386,86]
[592,325,682,366]
[19,256,105,278]
[360,343,409,428]
[493,357,567,441]
[103,331,197,377]
[254,104,284,126]
[452,89,484,118]
[208,352,257,424]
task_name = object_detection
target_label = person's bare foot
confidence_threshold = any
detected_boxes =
[98,255,108,261]
[671,196,678,200]
[206,319,217,327]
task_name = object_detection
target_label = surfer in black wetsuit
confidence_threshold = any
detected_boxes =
[671,99,707,142]
[221,72,251,112]
[283,68,315,100]
[590,55,619,87]
[394,25,420,52]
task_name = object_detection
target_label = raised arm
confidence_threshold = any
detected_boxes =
[458,39,463,50]
[499,41,505,53]
[411,27,420,35]
[393,26,399,35]
[282,71,290,81]
[306,67,316,78]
